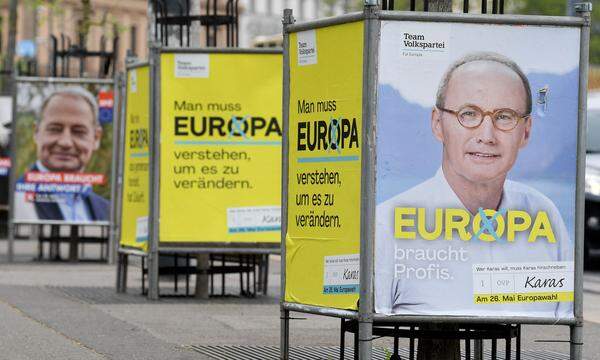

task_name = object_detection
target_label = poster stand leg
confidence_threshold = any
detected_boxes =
[69,225,78,262]
[185,254,190,296]
[340,319,346,359]
[280,308,290,360]
[148,250,159,300]
[357,317,373,360]
[7,222,13,262]
[116,252,123,292]
[122,255,128,291]
[195,254,210,299]
[142,256,146,295]
[116,252,128,293]
[474,339,483,360]
[108,229,117,265]
[261,254,269,295]
[50,225,59,260]
[570,324,583,360]
[37,228,43,260]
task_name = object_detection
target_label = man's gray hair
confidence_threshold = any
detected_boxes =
[435,52,532,115]
[40,87,99,126]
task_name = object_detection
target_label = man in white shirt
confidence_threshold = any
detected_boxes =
[375,52,574,319]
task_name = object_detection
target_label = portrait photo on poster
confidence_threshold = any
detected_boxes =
[374,21,580,319]
[13,82,114,224]
[0,96,13,206]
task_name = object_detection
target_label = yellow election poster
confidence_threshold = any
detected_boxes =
[160,52,282,243]
[120,65,150,251]
[286,22,364,310]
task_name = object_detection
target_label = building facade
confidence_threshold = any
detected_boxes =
[1,0,147,77]
[238,0,358,47]
[0,0,363,76]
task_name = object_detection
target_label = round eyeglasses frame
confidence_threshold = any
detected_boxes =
[437,104,530,132]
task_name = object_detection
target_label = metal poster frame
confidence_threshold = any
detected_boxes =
[108,71,124,265]
[114,58,150,255]
[7,75,116,263]
[280,4,591,360]
[114,60,151,293]
[143,46,283,300]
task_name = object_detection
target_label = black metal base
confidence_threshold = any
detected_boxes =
[139,253,269,298]
[153,0,240,48]
[36,224,109,262]
[340,319,521,360]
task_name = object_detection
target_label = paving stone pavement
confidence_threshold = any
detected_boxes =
[1,239,600,359]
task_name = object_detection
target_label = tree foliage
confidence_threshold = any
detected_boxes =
[509,0,567,15]
[21,0,125,47]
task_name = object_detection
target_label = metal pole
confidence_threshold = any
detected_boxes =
[145,0,161,301]
[190,0,202,47]
[115,66,129,292]
[571,324,584,360]
[572,3,591,360]
[6,80,17,263]
[195,254,210,298]
[4,0,18,263]
[568,0,579,16]
[280,10,294,359]
[280,308,290,360]
[108,72,123,265]
[358,4,379,360]
[474,340,483,360]
[147,41,161,300]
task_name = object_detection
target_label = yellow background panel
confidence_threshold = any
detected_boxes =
[286,22,364,310]
[160,52,282,243]
[120,65,150,251]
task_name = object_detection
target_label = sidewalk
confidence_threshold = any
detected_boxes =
[0,239,598,360]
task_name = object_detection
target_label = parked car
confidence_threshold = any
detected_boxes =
[585,91,600,266]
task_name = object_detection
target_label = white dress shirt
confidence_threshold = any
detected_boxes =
[375,168,573,319]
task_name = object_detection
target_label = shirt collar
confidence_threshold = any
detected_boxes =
[35,160,49,173]
[433,167,467,210]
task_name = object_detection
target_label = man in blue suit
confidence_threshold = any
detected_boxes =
[14,87,109,222]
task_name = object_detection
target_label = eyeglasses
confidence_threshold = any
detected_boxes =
[437,104,530,131]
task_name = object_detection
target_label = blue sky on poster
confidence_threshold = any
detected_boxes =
[378,21,581,108]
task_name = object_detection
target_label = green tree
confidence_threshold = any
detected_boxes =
[23,0,124,48]
[509,0,567,15]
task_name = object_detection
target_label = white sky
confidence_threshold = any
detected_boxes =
[378,21,581,108]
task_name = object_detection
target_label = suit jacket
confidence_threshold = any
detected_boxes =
[34,191,110,221]
[19,164,110,221]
